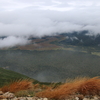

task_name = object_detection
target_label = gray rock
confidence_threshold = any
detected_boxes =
[11,97,19,100]
[75,97,79,100]
[3,92,15,99]
[17,97,27,100]
[94,96,99,100]
[37,98,43,100]
[43,98,48,100]
[83,98,90,100]
[32,97,39,100]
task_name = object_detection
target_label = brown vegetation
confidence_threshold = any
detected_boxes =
[0,79,33,93]
[36,77,100,100]
[1,77,100,99]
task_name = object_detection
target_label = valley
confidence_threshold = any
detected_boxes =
[0,32,100,82]
[0,47,100,82]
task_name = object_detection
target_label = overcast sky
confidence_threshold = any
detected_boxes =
[0,0,100,48]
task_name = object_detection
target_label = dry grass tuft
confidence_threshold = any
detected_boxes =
[15,90,35,97]
[77,77,100,95]
[36,77,100,100]
[1,77,100,99]
[1,79,33,93]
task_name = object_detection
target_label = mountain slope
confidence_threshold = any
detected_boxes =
[0,67,30,87]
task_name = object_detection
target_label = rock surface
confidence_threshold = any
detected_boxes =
[0,91,48,100]
[0,91,100,100]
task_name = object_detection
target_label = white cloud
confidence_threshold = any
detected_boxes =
[0,0,100,48]
[0,36,30,48]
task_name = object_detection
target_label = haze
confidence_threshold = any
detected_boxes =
[0,0,100,48]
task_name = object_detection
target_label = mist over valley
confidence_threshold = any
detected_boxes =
[0,0,100,83]
[0,32,100,82]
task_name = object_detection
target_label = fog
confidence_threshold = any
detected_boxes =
[0,36,30,48]
[0,0,100,48]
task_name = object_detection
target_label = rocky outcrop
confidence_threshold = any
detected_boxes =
[1,91,100,100]
[0,91,15,99]
[0,91,48,100]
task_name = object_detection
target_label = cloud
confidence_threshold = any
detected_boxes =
[0,36,30,48]
[0,0,100,48]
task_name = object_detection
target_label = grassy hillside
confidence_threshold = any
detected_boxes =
[0,67,52,88]
[0,67,31,87]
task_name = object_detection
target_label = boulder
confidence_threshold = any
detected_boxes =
[3,92,15,99]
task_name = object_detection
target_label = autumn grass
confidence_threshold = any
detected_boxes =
[15,90,35,97]
[36,77,100,100]
[0,79,54,97]
[1,76,100,99]
[0,79,33,93]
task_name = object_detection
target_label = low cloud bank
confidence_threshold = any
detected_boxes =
[0,0,100,48]
[0,36,30,48]
[0,9,100,38]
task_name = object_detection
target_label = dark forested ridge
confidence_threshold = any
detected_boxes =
[52,31,100,47]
